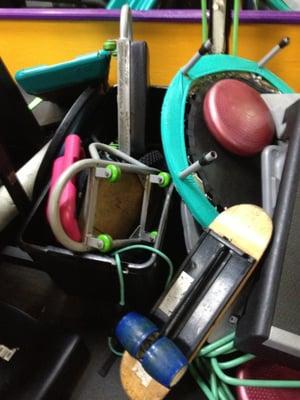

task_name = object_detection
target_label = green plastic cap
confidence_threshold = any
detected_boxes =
[106,164,121,183]
[149,231,158,240]
[98,234,113,253]
[158,172,171,188]
[103,40,117,52]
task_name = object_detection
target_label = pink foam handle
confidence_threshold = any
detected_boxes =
[47,134,82,242]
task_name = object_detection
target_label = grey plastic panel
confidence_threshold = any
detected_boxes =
[261,143,287,216]
[261,93,300,139]
[260,94,300,216]
[284,0,300,10]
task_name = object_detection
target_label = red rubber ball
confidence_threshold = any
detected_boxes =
[203,79,275,156]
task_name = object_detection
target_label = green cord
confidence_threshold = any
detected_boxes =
[108,336,124,357]
[211,357,300,388]
[199,332,235,356]
[201,358,230,400]
[110,245,174,357]
[205,341,235,358]
[107,253,126,358]
[232,0,240,56]
[201,0,208,42]
[210,370,219,399]
[218,353,255,370]
[190,365,216,400]
[218,389,229,400]
[192,357,233,400]
[114,253,126,306]
[113,244,174,306]
[113,244,174,288]
[220,381,235,400]
[192,322,300,399]
[193,331,300,399]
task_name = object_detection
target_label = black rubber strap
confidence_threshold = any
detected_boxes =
[0,143,31,215]
[32,87,96,200]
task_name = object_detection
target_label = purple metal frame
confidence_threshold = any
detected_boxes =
[0,9,299,23]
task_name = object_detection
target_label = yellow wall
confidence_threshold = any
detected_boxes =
[0,20,299,90]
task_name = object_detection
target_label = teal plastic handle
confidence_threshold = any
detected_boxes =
[16,50,110,96]
[265,0,291,10]
[106,0,156,10]
[161,54,293,228]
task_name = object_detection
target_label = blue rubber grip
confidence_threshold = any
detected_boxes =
[142,337,188,388]
[115,312,158,358]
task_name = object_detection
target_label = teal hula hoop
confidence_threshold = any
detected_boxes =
[161,54,293,228]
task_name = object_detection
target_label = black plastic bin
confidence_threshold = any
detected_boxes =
[18,85,185,311]
[20,179,185,312]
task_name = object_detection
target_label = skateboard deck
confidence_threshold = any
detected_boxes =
[119,204,272,400]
